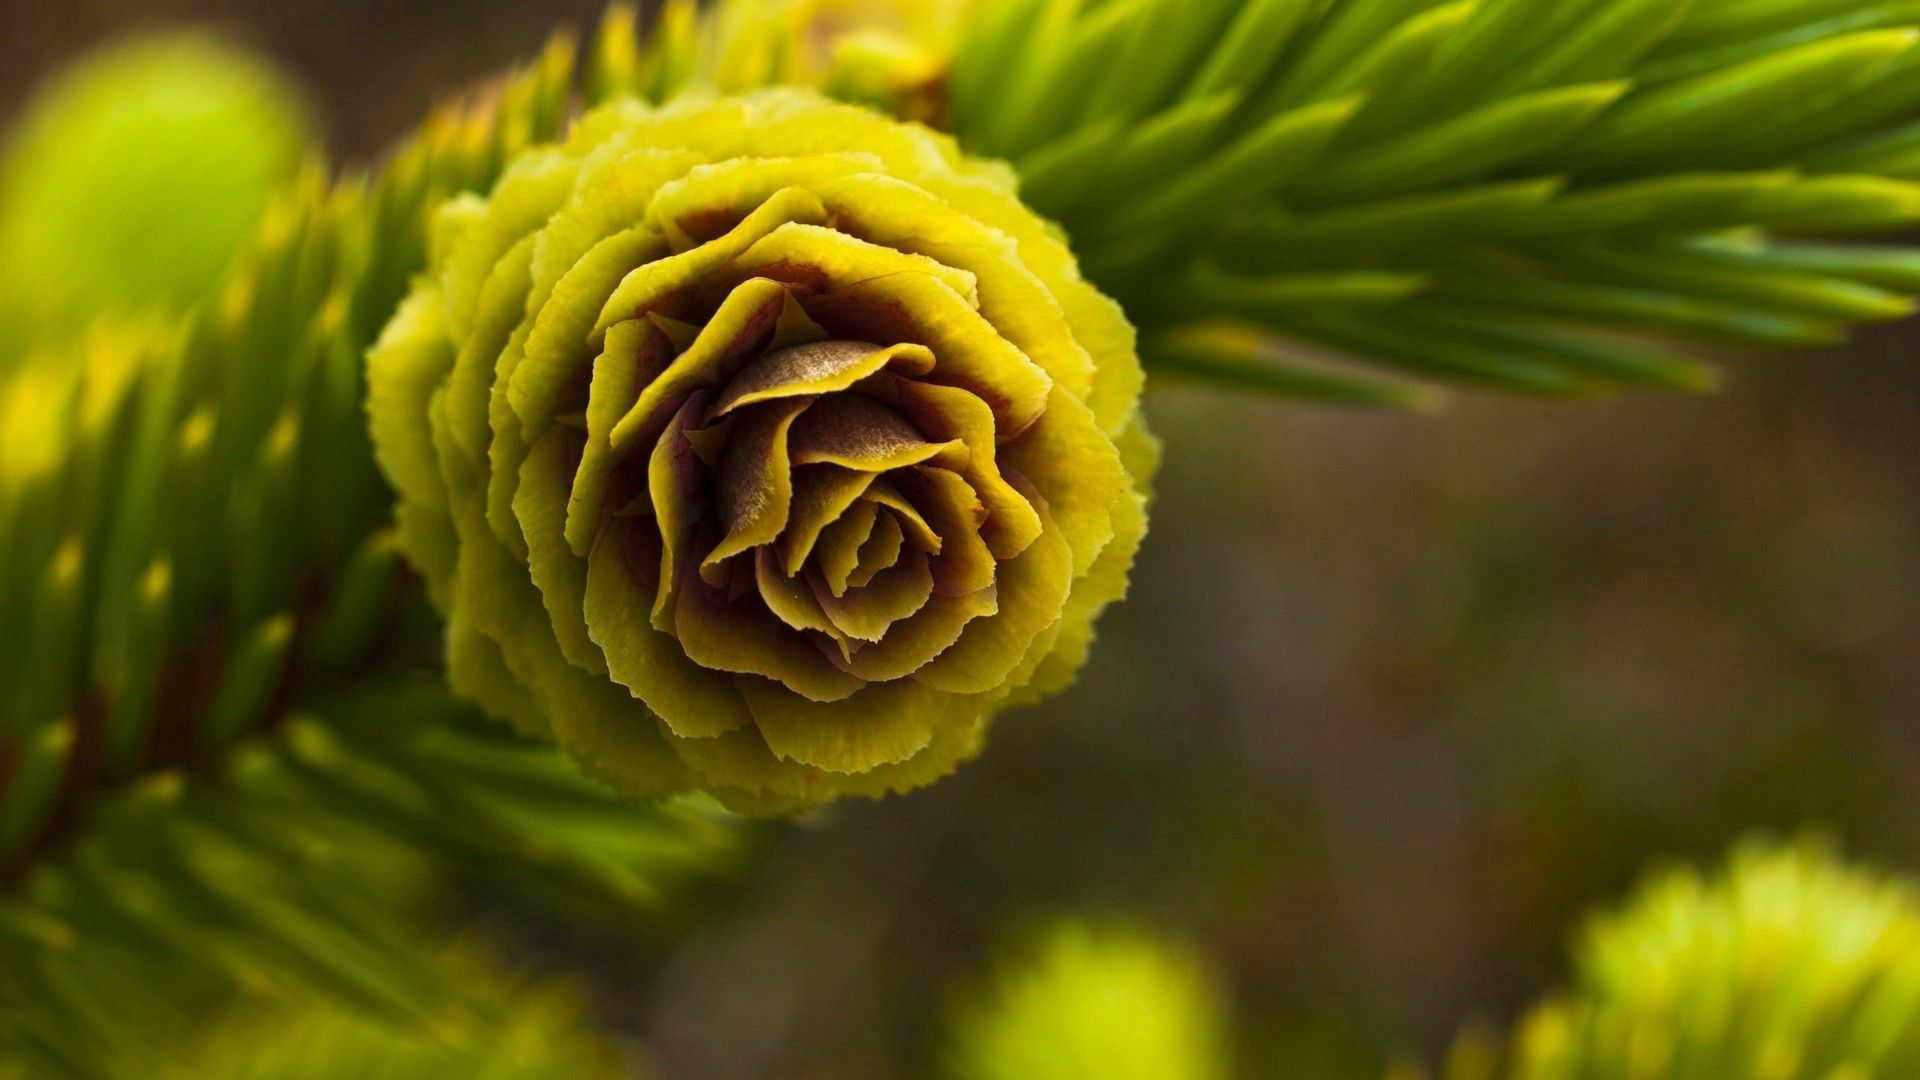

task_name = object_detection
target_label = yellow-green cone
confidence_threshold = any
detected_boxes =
[368,90,1151,813]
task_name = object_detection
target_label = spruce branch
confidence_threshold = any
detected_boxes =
[0,27,751,1075]
[944,0,1920,402]
[0,49,572,886]
[0,6,954,878]
[0,676,739,1077]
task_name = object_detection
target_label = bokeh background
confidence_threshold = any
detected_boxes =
[7,2,1920,1076]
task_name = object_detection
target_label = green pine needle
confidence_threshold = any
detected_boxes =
[143,945,627,1080]
[0,25,747,1074]
[948,0,1920,403]
[0,679,738,1077]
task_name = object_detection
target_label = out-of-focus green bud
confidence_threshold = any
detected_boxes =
[945,920,1232,1080]
[0,33,314,355]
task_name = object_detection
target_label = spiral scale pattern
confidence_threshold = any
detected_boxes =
[369,92,1151,811]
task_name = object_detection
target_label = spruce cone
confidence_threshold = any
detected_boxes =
[369,91,1151,811]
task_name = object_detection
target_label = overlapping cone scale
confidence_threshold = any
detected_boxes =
[368,91,1152,812]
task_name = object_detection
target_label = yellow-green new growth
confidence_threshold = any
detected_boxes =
[1430,839,1920,1080]
[1524,839,1920,1078]
[945,920,1233,1080]
[368,90,1152,813]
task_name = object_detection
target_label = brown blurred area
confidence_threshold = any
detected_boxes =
[7,4,1920,1077]
[0,0,613,159]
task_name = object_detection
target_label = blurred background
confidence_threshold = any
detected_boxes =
[7,2,1920,1076]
